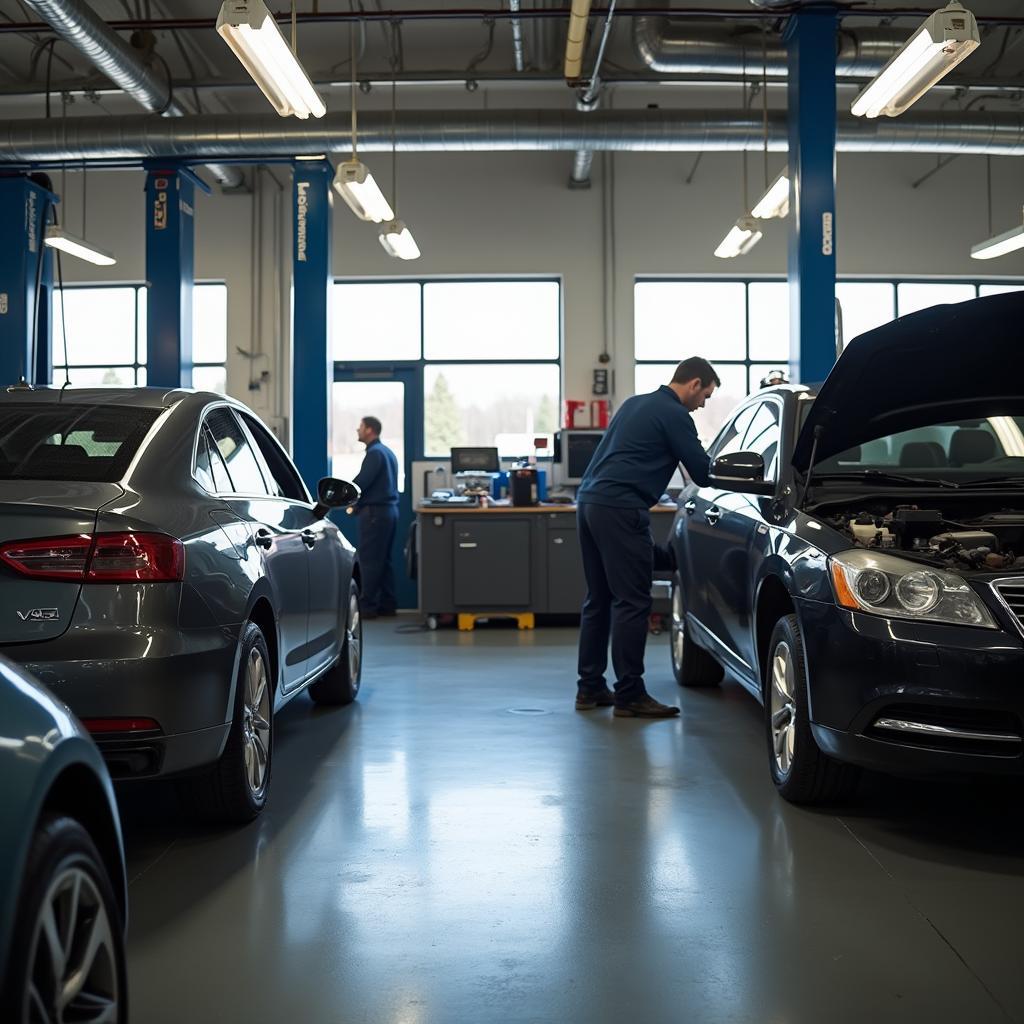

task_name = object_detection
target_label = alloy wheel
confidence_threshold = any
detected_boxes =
[242,647,271,797]
[23,865,120,1024]
[770,640,797,776]
[671,586,685,670]
[347,591,362,685]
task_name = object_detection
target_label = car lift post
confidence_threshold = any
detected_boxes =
[291,159,333,492]
[784,6,838,384]
[0,174,57,386]
[144,162,209,388]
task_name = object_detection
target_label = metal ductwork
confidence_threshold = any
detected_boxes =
[3,109,1024,161]
[20,0,244,189]
[633,17,908,78]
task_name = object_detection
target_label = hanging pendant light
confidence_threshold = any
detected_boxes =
[378,68,421,260]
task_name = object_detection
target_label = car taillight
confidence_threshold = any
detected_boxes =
[0,532,184,583]
[81,717,162,734]
[87,533,185,582]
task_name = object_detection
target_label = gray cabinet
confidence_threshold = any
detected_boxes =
[453,520,531,607]
[547,528,585,613]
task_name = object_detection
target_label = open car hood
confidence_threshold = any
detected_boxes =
[792,291,1024,473]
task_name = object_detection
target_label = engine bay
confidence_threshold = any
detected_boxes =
[822,502,1024,572]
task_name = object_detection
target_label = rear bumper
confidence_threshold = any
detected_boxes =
[5,622,239,777]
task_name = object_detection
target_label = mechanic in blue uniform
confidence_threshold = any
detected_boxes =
[575,357,718,718]
[353,416,400,619]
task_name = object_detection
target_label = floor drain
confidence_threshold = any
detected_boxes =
[506,707,552,716]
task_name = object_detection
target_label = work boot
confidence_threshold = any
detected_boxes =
[613,695,680,718]
[575,686,615,711]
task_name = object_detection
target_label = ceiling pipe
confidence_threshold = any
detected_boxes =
[19,0,243,189]
[633,17,910,77]
[2,108,1024,161]
[570,0,617,188]
[509,1,526,72]
[564,0,593,81]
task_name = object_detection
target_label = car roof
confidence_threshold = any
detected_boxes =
[0,387,235,412]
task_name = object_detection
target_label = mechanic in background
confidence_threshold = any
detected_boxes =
[353,416,400,619]
[574,356,719,719]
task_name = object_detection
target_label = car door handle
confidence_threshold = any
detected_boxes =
[684,500,697,515]
[301,529,317,548]
[254,528,274,550]
[704,506,722,526]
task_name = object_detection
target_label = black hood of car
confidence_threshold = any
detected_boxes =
[792,290,1024,473]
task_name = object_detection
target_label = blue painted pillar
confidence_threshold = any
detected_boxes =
[291,160,333,492]
[144,164,200,387]
[35,245,54,386]
[0,175,56,385]
[784,6,838,384]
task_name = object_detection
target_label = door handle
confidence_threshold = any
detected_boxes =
[704,506,722,526]
[254,528,274,550]
[458,542,478,549]
[553,537,564,545]
[684,500,697,515]
[301,529,317,548]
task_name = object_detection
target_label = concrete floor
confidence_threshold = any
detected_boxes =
[120,621,1024,1024]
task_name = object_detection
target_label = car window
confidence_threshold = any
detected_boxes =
[195,424,233,494]
[0,404,159,482]
[712,405,756,461]
[239,413,308,502]
[739,401,781,482]
[205,408,269,495]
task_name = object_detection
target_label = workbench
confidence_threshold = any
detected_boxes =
[416,505,677,626]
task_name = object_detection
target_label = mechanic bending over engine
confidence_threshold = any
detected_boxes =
[574,356,719,719]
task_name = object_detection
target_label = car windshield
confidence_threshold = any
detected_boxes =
[805,405,1024,486]
[0,404,161,482]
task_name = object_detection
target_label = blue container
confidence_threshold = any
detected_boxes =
[492,471,509,499]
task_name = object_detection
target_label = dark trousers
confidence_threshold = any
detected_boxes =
[576,502,653,703]
[357,505,399,613]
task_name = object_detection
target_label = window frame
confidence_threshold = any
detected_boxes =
[333,276,563,461]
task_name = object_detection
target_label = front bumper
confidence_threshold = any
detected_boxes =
[796,596,1024,777]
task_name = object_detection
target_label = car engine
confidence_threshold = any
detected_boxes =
[824,504,1024,572]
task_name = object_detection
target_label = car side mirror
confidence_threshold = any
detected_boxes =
[709,451,775,495]
[314,477,360,517]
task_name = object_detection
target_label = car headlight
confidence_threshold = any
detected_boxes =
[829,550,996,628]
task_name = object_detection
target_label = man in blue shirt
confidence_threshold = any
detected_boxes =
[353,416,400,619]
[575,357,719,718]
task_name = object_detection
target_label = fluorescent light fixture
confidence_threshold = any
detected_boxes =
[379,220,421,260]
[714,217,762,259]
[971,210,1024,260]
[850,2,980,119]
[44,226,116,267]
[333,160,394,223]
[751,168,791,219]
[216,0,326,119]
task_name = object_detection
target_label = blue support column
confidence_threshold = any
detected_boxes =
[35,245,54,386]
[291,160,333,492]
[0,175,56,385]
[784,6,838,384]
[144,164,205,388]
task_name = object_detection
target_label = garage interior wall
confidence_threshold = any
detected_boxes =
[49,149,1024,442]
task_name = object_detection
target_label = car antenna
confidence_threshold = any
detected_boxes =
[797,424,824,508]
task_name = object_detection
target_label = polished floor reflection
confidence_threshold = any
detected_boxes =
[121,622,1024,1024]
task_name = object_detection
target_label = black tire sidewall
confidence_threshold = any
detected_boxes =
[229,622,274,815]
[765,614,811,790]
[2,815,126,1024]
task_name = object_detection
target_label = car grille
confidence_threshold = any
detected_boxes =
[867,703,1023,758]
[993,579,1024,633]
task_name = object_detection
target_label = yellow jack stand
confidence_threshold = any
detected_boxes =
[457,612,535,632]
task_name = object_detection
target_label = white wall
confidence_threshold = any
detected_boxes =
[51,147,1024,446]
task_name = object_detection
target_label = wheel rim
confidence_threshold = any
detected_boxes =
[770,640,797,777]
[671,586,685,669]
[24,864,120,1024]
[242,647,271,797]
[347,592,362,688]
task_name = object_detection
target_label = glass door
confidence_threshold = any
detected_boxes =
[333,365,422,610]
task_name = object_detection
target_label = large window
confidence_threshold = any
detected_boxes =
[52,283,228,393]
[635,278,1023,445]
[333,279,561,459]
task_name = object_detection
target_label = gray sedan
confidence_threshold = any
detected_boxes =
[0,388,361,824]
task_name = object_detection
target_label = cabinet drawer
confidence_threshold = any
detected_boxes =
[453,520,531,607]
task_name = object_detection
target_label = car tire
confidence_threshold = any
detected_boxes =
[1,814,127,1024]
[765,614,860,804]
[309,580,362,706]
[180,622,274,824]
[670,576,723,687]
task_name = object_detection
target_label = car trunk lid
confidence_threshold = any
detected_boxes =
[792,291,1024,473]
[0,483,122,644]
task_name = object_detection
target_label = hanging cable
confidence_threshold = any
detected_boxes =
[391,67,398,214]
[291,0,297,55]
[350,15,358,161]
[762,26,769,191]
[986,154,993,235]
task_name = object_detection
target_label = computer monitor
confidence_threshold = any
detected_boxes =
[556,430,604,485]
[450,446,500,474]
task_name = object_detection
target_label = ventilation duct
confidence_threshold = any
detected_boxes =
[2,109,1023,162]
[633,17,910,78]
[19,0,244,189]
